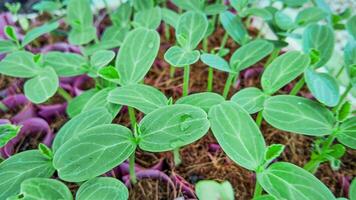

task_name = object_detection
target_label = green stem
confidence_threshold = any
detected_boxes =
[289,77,305,96]
[183,65,190,97]
[333,84,353,113]
[255,111,263,127]
[173,148,182,166]
[128,107,137,127]
[303,159,321,174]
[170,66,176,78]
[265,49,280,67]
[207,67,214,92]
[203,37,208,52]
[129,152,137,184]
[253,181,263,198]
[335,66,344,78]
[223,73,235,99]
[57,87,72,101]
[219,32,229,51]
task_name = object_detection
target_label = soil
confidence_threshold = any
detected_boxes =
[129,179,184,200]
[13,132,44,153]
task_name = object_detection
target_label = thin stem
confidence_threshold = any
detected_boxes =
[183,65,190,97]
[57,87,72,101]
[253,181,263,198]
[207,67,214,92]
[129,152,137,184]
[303,159,321,174]
[223,73,235,99]
[289,77,305,96]
[333,83,352,113]
[255,111,263,127]
[170,66,176,78]
[128,107,137,127]
[219,32,229,51]
[203,37,208,52]
[264,49,280,67]
[173,148,182,166]
[163,1,170,41]
[335,65,344,78]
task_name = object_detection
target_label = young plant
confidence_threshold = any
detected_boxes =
[195,180,234,200]
[164,11,208,96]
[201,39,274,98]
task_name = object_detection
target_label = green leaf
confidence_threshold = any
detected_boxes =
[176,92,225,113]
[274,11,296,31]
[90,50,115,68]
[230,0,249,12]
[257,162,336,200]
[261,51,310,94]
[263,95,336,136]
[133,0,154,11]
[0,124,21,148]
[81,88,121,118]
[344,39,356,67]
[134,7,161,29]
[32,1,62,12]
[230,39,274,71]
[164,46,200,67]
[196,180,234,200]
[337,101,351,122]
[350,178,356,200]
[52,108,113,152]
[204,4,227,16]
[21,22,59,47]
[176,11,208,50]
[161,8,180,28]
[108,84,167,114]
[0,40,18,54]
[337,116,356,149]
[115,28,160,85]
[253,195,277,200]
[0,51,39,78]
[53,124,136,182]
[76,177,129,200]
[98,66,120,84]
[303,24,334,68]
[44,52,87,77]
[0,150,55,199]
[66,89,97,118]
[171,0,204,12]
[346,15,356,40]
[20,178,72,200]
[231,87,266,114]
[241,8,273,20]
[110,2,132,28]
[138,104,209,152]
[209,101,266,171]
[200,53,231,72]
[295,7,328,26]
[38,143,53,160]
[264,144,285,164]
[4,26,18,43]
[24,67,59,104]
[304,69,340,107]
[220,11,249,45]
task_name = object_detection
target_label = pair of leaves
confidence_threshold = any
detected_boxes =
[0,51,59,103]
[53,104,209,182]
[116,28,160,85]
[0,124,21,148]
[165,11,208,67]
[67,0,96,45]
[201,39,274,73]
[0,150,55,199]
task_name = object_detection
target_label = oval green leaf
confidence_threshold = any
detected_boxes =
[295,7,328,26]
[90,50,115,68]
[108,84,168,114]
[53,124,136,182]
[44,52,87,77]
[257,162,336,200]
[20,178,72,200]
[66,89,97,118]
[0,51,39,78]
[138,104,210,152]
[24,67,59,104]
[0,150,55,199]
[115,28,160,85]
[164,46,200,67]
[263,95,336,136]
[261,51,310,94]
[196,180,234,200]
[76,177,129,200]
[22,22,59,47]
[230,39,274,71]
[346,15,356,40]
[231,87,267,114]
[209,101,266,171]
[220,11,249,45]
[200,53,231,72]
[304,69,340,107]
[133,7,161,29]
